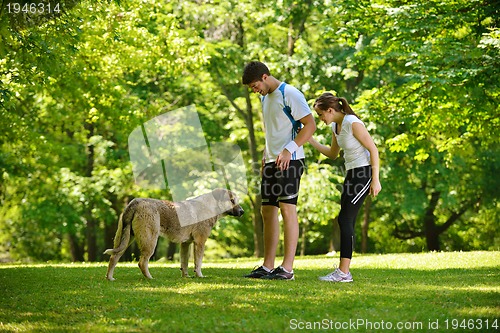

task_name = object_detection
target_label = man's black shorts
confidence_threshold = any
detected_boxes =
[261,159,305,207]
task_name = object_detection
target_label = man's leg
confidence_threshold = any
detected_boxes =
[276,159,304,273]
[279,202,299,272]
[262,205,279,270]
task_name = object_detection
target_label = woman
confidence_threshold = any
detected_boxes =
[308,92,381,282]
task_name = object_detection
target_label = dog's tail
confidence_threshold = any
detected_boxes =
[103,200,137,255]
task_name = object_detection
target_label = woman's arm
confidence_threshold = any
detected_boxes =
[352,122,382,197]
[308,133,340,160]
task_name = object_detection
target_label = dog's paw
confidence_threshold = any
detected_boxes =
[106,277,116,281]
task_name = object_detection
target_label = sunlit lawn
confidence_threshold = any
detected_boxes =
[0,251,499,332]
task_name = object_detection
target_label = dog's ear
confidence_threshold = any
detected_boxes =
[212,188,229,201]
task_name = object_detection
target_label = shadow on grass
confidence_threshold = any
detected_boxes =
[0,264,498,332]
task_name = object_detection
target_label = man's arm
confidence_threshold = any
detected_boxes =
[276,114,316,170]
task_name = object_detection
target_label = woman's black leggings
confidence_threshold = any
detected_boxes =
[338,165,372,259]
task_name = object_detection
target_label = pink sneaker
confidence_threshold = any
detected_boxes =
[319,268,353,282]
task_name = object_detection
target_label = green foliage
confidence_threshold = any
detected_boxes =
[0,0,209,261]
[351,0,499,252]
[0,0,498,261]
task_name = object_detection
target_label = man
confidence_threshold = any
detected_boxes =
[242,61,316,280]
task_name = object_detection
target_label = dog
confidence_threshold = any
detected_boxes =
[104,188,244,280]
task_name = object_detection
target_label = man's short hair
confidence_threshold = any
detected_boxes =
[242,61,271,85]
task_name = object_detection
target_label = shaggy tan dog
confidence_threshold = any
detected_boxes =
[104,188,244,280]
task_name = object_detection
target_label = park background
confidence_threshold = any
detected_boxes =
[0,0,499,264]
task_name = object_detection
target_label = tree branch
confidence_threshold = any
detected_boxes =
[219,82,247,121]
[436,198,480,234]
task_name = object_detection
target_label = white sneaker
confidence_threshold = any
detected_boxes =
[319,268,353,282]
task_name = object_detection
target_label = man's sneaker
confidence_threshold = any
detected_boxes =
[319,268,353,282]
[261,266,295,280]
[244,266,271,278]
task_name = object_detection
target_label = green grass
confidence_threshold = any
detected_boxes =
[1,251,499,332]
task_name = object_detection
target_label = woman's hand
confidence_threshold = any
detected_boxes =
[370,179,382,197]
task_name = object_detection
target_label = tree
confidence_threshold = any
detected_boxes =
[355,0,499,251]
[0,0,208,261]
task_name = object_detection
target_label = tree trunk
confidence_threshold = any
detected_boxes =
[242,89,264,257]
[216,69,264,257]
[84,122,97,262]
[104,194,122,253]
[329,216,341,253]
[212,17,266,257]
[68,233,85,262]
[287,1,312,57]
[167,241,177,261]
[252,197,264,257]
[426,229,441,251]
[300,220,308,256]
[86,219,97,261]
[424,191,441,251]
[104,219,116,251]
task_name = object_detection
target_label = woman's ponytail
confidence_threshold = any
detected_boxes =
[314,93,360,119]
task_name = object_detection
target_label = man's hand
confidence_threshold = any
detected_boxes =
[276,149,292,171]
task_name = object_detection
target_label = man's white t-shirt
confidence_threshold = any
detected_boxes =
[262,82,311,162]
[332,115,371,170]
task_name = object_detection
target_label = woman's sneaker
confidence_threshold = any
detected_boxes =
[262,266,295,280]
[244,266,271,278]
[319,268,353,282]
